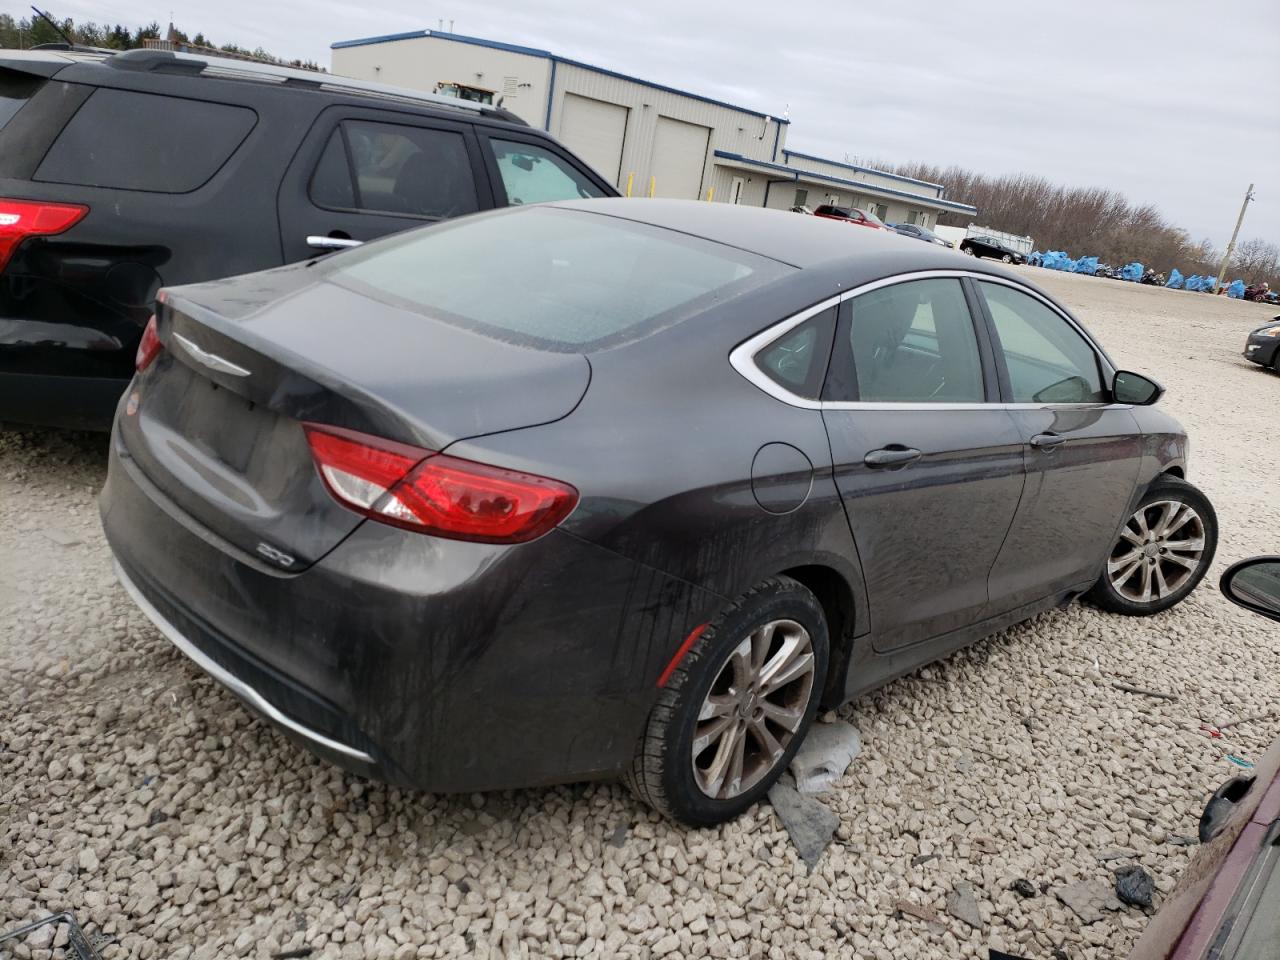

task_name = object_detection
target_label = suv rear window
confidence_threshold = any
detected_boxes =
[35,89,256,193]
[0,69,43,131]
[327,206,791,351]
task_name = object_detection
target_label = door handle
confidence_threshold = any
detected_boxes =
[306,235,364,251]
[1030,432,1067,449]
[864,446,923,468]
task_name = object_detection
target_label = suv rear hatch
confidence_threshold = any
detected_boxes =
[117,262,590,571]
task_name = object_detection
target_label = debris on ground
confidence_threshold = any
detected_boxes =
[911,852,940,867]
[1009,878,1037,898]
[1114,865,1156,909]
[1110,681,1179,702]
[767,776,839,871]
[893,899,944,933]
[0,911,114,959]
[945,881,983,929]
[788,720,862,793]
[1226,754,1255,769]
[1055,880,1124,924]
[607,822,630,848]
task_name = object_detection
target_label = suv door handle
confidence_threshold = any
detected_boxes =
[306,236,364,250]
[864,446,923,468]
[1030,432,1067,449]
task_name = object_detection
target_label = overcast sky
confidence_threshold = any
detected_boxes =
[48,0,1280,248]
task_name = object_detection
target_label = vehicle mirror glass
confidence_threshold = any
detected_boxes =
[1113,370,1163,405]
[1221,558,1280,622]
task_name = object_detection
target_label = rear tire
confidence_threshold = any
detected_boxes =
[1085,475,1218,616]
[1001,253,1013,263]
[962,245,976,257]
[626,576,829,826]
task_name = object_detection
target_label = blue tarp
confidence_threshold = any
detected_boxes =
[1227,279,1245,299]
[1027,251,1044,266]
[1165,269,1184,289]
[1074,256,1099,275]
[1042,250,1074,271]
[1119,262,1144,282]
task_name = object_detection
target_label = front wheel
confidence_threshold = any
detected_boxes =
[626,576,829,825]
[1001,253,1013,263]
[1085,476,1218,616]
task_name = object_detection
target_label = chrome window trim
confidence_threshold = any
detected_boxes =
[729,268,1125,412]
[113,562,376,764]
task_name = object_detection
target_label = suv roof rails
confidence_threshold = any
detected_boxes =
[97,47,529,126]
[107,48,206,74]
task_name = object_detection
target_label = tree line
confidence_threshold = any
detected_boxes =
[883,161,1278,287]
[0,12,322,71]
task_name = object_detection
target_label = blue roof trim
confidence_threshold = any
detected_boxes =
[331,30,431,50]
[781,150,945,192]
[713,151,977,214]
[330,29,790,124]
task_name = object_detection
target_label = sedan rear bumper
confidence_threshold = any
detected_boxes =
[101,427,720,793]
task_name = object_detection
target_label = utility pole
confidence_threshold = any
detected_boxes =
[1214,183,1255,293]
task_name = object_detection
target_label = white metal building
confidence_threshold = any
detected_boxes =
[330,30,977,228]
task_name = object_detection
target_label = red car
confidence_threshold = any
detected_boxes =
[811,205,892,231]
[1133,554,1280,960]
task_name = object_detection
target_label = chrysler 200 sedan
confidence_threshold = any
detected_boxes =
[101,200,1218,825]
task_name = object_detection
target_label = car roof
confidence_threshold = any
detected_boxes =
[553,199,961,271]
[6,46,527,126]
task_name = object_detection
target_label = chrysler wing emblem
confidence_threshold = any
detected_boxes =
[172,332,251,377]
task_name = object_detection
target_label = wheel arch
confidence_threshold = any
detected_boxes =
[779,563,859,709]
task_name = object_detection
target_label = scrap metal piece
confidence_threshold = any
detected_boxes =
[0,911,114,959]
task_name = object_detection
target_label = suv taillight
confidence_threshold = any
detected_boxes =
[0,199,89,272]
[303,423,578,543]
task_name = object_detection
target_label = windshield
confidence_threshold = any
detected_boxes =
[326,207,792,351]
[856,208,887,226]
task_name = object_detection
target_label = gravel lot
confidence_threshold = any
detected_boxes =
[2,271,1278,960]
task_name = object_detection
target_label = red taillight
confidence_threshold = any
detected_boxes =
[0,198,89,273]
[303,423,579,543]
[135,315,163,372]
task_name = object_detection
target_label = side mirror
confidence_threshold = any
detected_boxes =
[1113,370,1164,405]
[1220,557,1280,622]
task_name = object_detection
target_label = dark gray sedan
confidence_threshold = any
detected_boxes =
[101,200,1217,825]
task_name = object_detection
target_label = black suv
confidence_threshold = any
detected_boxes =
[0,46,617,430]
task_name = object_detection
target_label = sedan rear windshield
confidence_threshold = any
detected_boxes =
[327,206,792,351]
[0,69,43,131]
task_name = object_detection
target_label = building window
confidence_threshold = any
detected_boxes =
[794,188,808,208]
[873,203,889,221]
[905,210,921,226]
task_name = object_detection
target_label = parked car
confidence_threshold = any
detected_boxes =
[0,45,616,431]
[103,201,1216,825]
[1243,316,1280,372]
[1243,282,1272,303]
[1132,556,1280,960]
[960,235,1027,264]
[790,204,813,215]
[812,205,892,231]
[890,222,953,248]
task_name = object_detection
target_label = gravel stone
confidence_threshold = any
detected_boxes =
[3,274,1279,958]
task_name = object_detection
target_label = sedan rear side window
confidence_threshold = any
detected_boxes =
[309,120,479,220]
[756,308,836,400]
[978,281,1105,403]
[35,89,256,193]
[831,278,984,403]
[327,206,790,351]
[0,69,43,131]
[490,139,606,205]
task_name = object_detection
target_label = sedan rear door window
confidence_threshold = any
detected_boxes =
[489,139,608,205]
[0,68,43,130]
[978,281,1105,403]
[831,278,984,403]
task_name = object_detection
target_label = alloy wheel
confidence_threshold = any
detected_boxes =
[691,619,815,800]
[1107,499,1206,603]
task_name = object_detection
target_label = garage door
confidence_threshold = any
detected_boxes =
[651,116,711,200]
[559,93,628,185]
